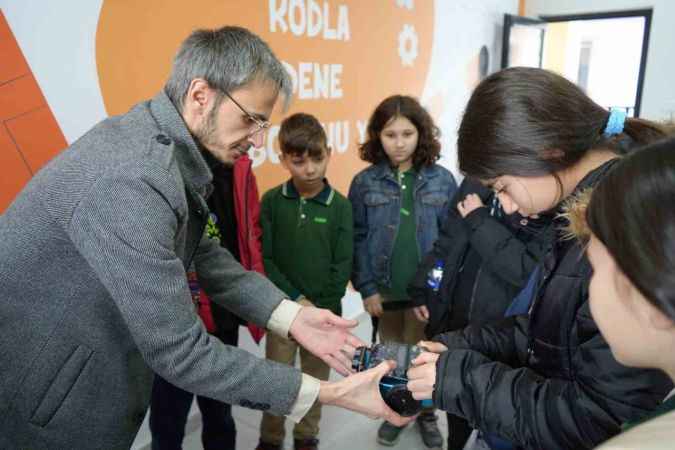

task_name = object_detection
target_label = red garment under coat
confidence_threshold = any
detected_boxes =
[195,154,266,343]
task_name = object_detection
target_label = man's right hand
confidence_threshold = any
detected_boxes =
[318,360,413,426]
[298,297,314,307]
[363,293,384,317]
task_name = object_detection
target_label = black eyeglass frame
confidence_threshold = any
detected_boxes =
[223,91,271,135]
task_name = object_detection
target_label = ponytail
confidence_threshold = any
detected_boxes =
[601,113,666,154]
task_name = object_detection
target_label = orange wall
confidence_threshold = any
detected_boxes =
[95,0,434,197]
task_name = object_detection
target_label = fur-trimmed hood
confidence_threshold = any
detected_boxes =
[559,187,593,242]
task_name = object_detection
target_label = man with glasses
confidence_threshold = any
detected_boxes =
[0,26,409,449]
[147,89,269,449]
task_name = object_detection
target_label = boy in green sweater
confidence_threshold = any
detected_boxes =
[257,113,353,450]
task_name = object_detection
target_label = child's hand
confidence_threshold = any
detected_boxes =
[457,193,485,218]
[407,351,439,401]
[413,305,429,322]
[363,293,384,317]
[416,340,448,354]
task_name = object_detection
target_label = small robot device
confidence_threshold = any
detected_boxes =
[352,342,434,416]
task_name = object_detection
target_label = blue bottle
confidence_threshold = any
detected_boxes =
[426,259,445,292]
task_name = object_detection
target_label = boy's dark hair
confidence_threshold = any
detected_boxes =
[278,113,327,158]
[587,137,675,321]
[359,95,441,168]
[457,67,666,181]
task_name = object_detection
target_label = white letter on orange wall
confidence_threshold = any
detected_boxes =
[281,61,298,95]
[335,121,349,153]
[288,0,307,36]
[322,1,336,40]
[356,120,367,144]
[308,0,322,37]
[298,62,313,99]
[313,63,329,99]
[337,5,350,41]
[330,64,343,99]
[266,125,281,164]
[269,0,288,33]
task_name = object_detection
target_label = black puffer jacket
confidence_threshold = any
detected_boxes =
[409,178,554,337]
[431,161,674,449]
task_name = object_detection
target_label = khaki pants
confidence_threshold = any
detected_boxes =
[378,307,426,345]
[378,307,435,416]
[259,331,330,443]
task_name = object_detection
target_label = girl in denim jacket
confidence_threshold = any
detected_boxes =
[348,95,456,447]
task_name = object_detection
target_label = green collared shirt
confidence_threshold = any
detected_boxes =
[379,168,420,303]
[260,179,353,314]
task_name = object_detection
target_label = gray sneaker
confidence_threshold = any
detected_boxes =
[417,412,443,449]
[377,421,405,446]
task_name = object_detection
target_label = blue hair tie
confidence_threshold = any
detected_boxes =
[604,109,627,136]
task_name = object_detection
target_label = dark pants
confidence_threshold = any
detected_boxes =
[149,329,238,450]
[447,413,473,450]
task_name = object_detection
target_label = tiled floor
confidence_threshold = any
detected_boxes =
[132,313,453,450]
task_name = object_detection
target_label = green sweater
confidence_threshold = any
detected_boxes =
[261,180,353,314]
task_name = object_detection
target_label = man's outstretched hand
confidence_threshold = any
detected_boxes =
[318,360,415,427]
[289,305,366,375]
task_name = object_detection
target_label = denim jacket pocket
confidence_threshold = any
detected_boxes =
[363,191,392,207]
[421,192,448,206]
[417,191,449,255]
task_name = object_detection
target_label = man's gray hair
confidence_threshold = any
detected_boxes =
[165,26,292,112]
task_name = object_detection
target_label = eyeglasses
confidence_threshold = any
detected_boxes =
[224,91,271,136]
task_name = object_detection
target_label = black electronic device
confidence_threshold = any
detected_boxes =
[351,342,433,417]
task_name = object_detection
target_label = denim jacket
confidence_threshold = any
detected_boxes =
[348,161,457,299]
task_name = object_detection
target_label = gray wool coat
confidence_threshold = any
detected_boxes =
[0,91,303,449]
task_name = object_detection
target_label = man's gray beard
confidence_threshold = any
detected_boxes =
[193,108,235,167]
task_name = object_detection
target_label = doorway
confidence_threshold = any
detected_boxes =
[502,9,652,117]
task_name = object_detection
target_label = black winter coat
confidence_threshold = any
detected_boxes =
[408,178,554,337]
[431,161,673,449]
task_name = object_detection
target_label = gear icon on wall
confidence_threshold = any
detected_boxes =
[396,0,414,10]
[398,24,418,67]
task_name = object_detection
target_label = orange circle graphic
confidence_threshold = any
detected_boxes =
[96,0,434,195]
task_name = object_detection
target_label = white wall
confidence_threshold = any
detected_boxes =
[423,0,518,174]
[0,0,107,143]
[525,0,675,121]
